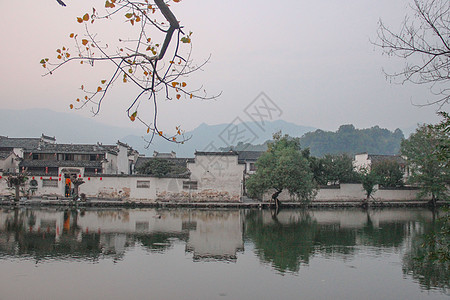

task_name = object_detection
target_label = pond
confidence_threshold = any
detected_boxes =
[0,207,447,300]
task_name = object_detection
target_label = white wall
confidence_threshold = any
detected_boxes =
[263,184,429,202]
[0,153,19,173]
[116,143,129,174]
[188,154,245,202]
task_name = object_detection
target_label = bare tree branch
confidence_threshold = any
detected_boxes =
[374,0,450,108]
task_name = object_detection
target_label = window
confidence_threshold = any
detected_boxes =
[64,154,74,161]
[183,181,198,190]
[249,163,256,171]
[42,179,58,187]
[32,153,39,160]
[137,180,150,188]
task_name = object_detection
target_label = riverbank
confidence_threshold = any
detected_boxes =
[0,197,445,209]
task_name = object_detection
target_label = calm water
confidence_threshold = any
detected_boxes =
[0,207,448,300]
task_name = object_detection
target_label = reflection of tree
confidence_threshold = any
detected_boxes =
[135,232,188,253]
[402,217,450,292]
[313,225,357,256]
[359,213,406,248]
[244,210,317,274]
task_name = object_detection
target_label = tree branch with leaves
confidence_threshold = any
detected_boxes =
[42,0,219,146]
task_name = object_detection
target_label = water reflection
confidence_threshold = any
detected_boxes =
[0,207,447,294]
[0,208,244,263]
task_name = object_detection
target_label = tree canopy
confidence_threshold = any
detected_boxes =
[245,133,316,202]
[401,121,450,202]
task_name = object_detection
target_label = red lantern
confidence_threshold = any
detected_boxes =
[88,177,91,181]
[100,177,102,181]
[45,167,48,174]
[50,177,52,180]
[32,177,35,180]
[40,177,43,180]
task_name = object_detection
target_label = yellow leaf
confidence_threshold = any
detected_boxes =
[181,82,187,87]
[130,115,135,122]
[158,131,163,136]
[83,13,89,21]
[190,94,193,99]
[172,137,176,141]
[76,98,80,102]
[147,38,151,43]
[65,53,70,58]
[147,128,150,133]
[171,82,178,87]
[57,55,62,59]
[97,86,102,92]
[82,39,88,46]
[101,80,106,84]
[176,94,181,100]
[70,104,74,109]
[69,33,75,38]
[57,49,61,53]
[77,17,83,23]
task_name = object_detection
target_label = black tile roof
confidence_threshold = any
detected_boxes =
[368,154,406,164]
[194,151,238,156]
[237,151,264,162]
[0,136,42,149]
[20,160,103,168]
[26,143,118,154]
[0,151,14,160]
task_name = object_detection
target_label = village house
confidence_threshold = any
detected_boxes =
[0,135,428,203]
[353,152,409,179]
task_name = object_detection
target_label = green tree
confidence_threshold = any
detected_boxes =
[246,133,317,204]
[321,154,360,185]
[360,168,379,201]
[371,159,404,187]
[401,124,450,204]
[5,174,28,202]
[136,159,187,177]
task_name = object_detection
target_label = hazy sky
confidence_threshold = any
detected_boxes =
[0,0,443,135]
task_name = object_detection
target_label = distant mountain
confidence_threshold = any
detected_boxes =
[219,124,406,157]
[122,119,316,157]
[0,108,133,144]
[0,109,315,157]
[300,124,405,157]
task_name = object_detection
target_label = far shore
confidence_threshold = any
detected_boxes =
[0,197,445,209]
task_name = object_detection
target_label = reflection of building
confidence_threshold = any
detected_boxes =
[0,208,245,262]
[186,210,244,261]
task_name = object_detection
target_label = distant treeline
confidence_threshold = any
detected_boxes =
[221,125,404,157]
